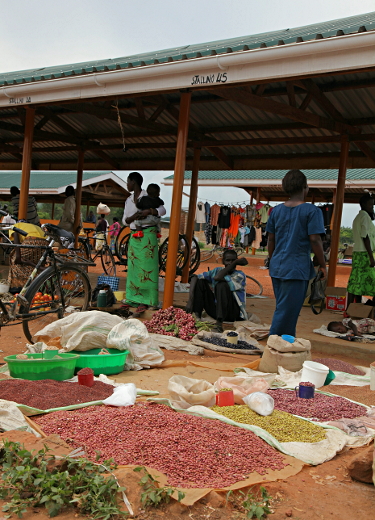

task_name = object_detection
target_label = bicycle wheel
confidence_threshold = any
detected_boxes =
[116,233,130,265]
[245,274,263,297]
[159,235,190,277]
[189,237,201,275]
[21,264,91,343]
[100,246,117,276]
[115,226,129,261]
[234,246,244,256]
[200,247,215,262]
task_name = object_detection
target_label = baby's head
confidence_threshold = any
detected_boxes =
[147,183,160,198]
[327,321,348,334]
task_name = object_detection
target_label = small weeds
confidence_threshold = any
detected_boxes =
[0,440,127,519]
[134,466,185,508]
[226,487,272,519]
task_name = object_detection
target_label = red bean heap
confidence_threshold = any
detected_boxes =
[77,367,94,375]
[0,379,114,410]
[299,382,315,387]
[313,358,365,376]
[145,306,198,340]
[35,403,287,488]
[268,389,367,421]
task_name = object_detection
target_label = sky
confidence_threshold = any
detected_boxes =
[1,0,373,226]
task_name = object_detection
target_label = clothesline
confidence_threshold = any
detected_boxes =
[199,198,258,206]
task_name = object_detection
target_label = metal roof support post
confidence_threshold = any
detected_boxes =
[181,147,201,283]
[74,149,85,248]
[163,91,191,308]
[327,136,349,287]
[18,108,35,220]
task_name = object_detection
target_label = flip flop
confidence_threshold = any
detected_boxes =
[132,304,148,317]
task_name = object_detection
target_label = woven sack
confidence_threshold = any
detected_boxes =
[258,346,311,373]
[267,335,311,353]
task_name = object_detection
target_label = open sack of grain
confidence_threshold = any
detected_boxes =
[259,335,311,373]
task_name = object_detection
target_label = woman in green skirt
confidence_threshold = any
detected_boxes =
[122,172,166,315]
[347,193,375,306]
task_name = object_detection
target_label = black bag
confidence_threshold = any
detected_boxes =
[91,283,116,307]
[308,271,325,315]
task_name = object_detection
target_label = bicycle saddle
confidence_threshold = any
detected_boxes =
[42,223,75,248]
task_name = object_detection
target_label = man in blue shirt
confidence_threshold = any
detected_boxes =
[266,169,326,337]
[186,249,248,332]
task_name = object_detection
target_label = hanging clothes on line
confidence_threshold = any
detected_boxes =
[195,201,206,224]
[210,204,220,226]
[218,205,231,229]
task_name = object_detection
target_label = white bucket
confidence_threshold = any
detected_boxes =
[301,361,329,388]
[370,362,375,391]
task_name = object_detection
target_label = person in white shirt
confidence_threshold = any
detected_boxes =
[122,172,166,316]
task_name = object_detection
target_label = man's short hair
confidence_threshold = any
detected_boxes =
[128,171,143,187]
[10,186,20,196]
[282,170,308,196]
[65,185,75,197]
[222,249,238,261]
[359,192,374,208]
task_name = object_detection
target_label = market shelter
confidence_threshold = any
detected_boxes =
[0,12,375,304]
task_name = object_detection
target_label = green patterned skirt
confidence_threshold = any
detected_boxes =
[347,251,375,296]
[125,227,159,307]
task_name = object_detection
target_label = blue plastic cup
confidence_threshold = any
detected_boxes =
[281,334,295,343]
[295,384,315,399]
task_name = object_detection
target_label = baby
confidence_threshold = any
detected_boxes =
[327,318,375,336]
[133,184,164,238]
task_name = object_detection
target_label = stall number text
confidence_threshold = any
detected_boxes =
[191,73,227,85]
[9,97,31,105]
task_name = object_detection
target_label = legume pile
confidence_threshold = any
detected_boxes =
[313,358,365,376]
[35,403,287,488]
[320,385,375,407]
[268,389,367,421]
[202,337,258,351]
[211,405,326,443]
[0,379,114,410]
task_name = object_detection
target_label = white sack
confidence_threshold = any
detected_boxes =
[106,319,164,370]
[35,311,124,352]
[149,333,204,356]
[0,399,40,436]
[168,375,215,409]
[102,383,137,407]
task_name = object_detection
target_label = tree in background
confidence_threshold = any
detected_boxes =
[340,226,353,246]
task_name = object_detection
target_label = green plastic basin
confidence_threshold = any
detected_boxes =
[4,353,79,381]
[72,348,129,376]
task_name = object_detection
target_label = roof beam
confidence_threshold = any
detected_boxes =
[134,98,145,119]
[208,147,234,169]
[91,149,120,170]
[214,87,356,135]
[149,99,169,121]
[286,83,296,108]
[298,79,346,122]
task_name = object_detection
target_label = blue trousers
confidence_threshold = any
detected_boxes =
[269,278,309,337]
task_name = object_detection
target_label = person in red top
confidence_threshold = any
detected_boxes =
[108,217,121,253]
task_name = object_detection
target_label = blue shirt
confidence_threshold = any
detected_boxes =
[198,267,248,320]
[266,203,325,280]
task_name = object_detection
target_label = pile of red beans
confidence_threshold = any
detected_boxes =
[35,403,287,488]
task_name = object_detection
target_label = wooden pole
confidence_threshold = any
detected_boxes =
[327,136,349,287]
[330,188,337,230]
[252,187,262,255]
[181,147,201,283]
[18,108,35,220]
[163,92,191,308]
[74,149,84,248]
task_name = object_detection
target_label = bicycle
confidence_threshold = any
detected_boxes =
[0,216,92,343]
[200,244,244,262]
[78,227,117,276]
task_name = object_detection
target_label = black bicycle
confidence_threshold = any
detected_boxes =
[0,217,93,343]
[78,227,117,276]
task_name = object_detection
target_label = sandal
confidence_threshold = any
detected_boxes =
[132,304,149,317]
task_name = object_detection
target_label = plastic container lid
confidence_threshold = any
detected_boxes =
[281,334,295,343]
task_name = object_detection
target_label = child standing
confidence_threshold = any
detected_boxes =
[109,217,121,253]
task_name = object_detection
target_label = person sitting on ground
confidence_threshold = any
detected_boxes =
[10,186,40,226]
[132,184,164,238]
[327,318,375,336]
[186,249,248,332]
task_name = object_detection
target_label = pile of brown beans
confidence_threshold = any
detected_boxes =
[0,379,114,409]
[268,389,367,421]
[320,385,375,407]
[313,358,365,376]
[35,403,287,488]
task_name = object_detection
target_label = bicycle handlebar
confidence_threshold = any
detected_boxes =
[12,226,28,237]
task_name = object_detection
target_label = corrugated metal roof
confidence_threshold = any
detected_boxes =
[164,169,375,181]
[0,171,111,189]
[1,12,374,86]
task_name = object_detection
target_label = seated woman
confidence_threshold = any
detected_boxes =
[7,223,48,293]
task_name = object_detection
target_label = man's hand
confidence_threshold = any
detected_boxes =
[370,257,375,268]
[319,266,327,280]
[236,257,248,266]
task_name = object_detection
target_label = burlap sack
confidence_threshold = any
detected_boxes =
[258,346,312,373]
[168,375,215,409]
[267,335,311,353]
